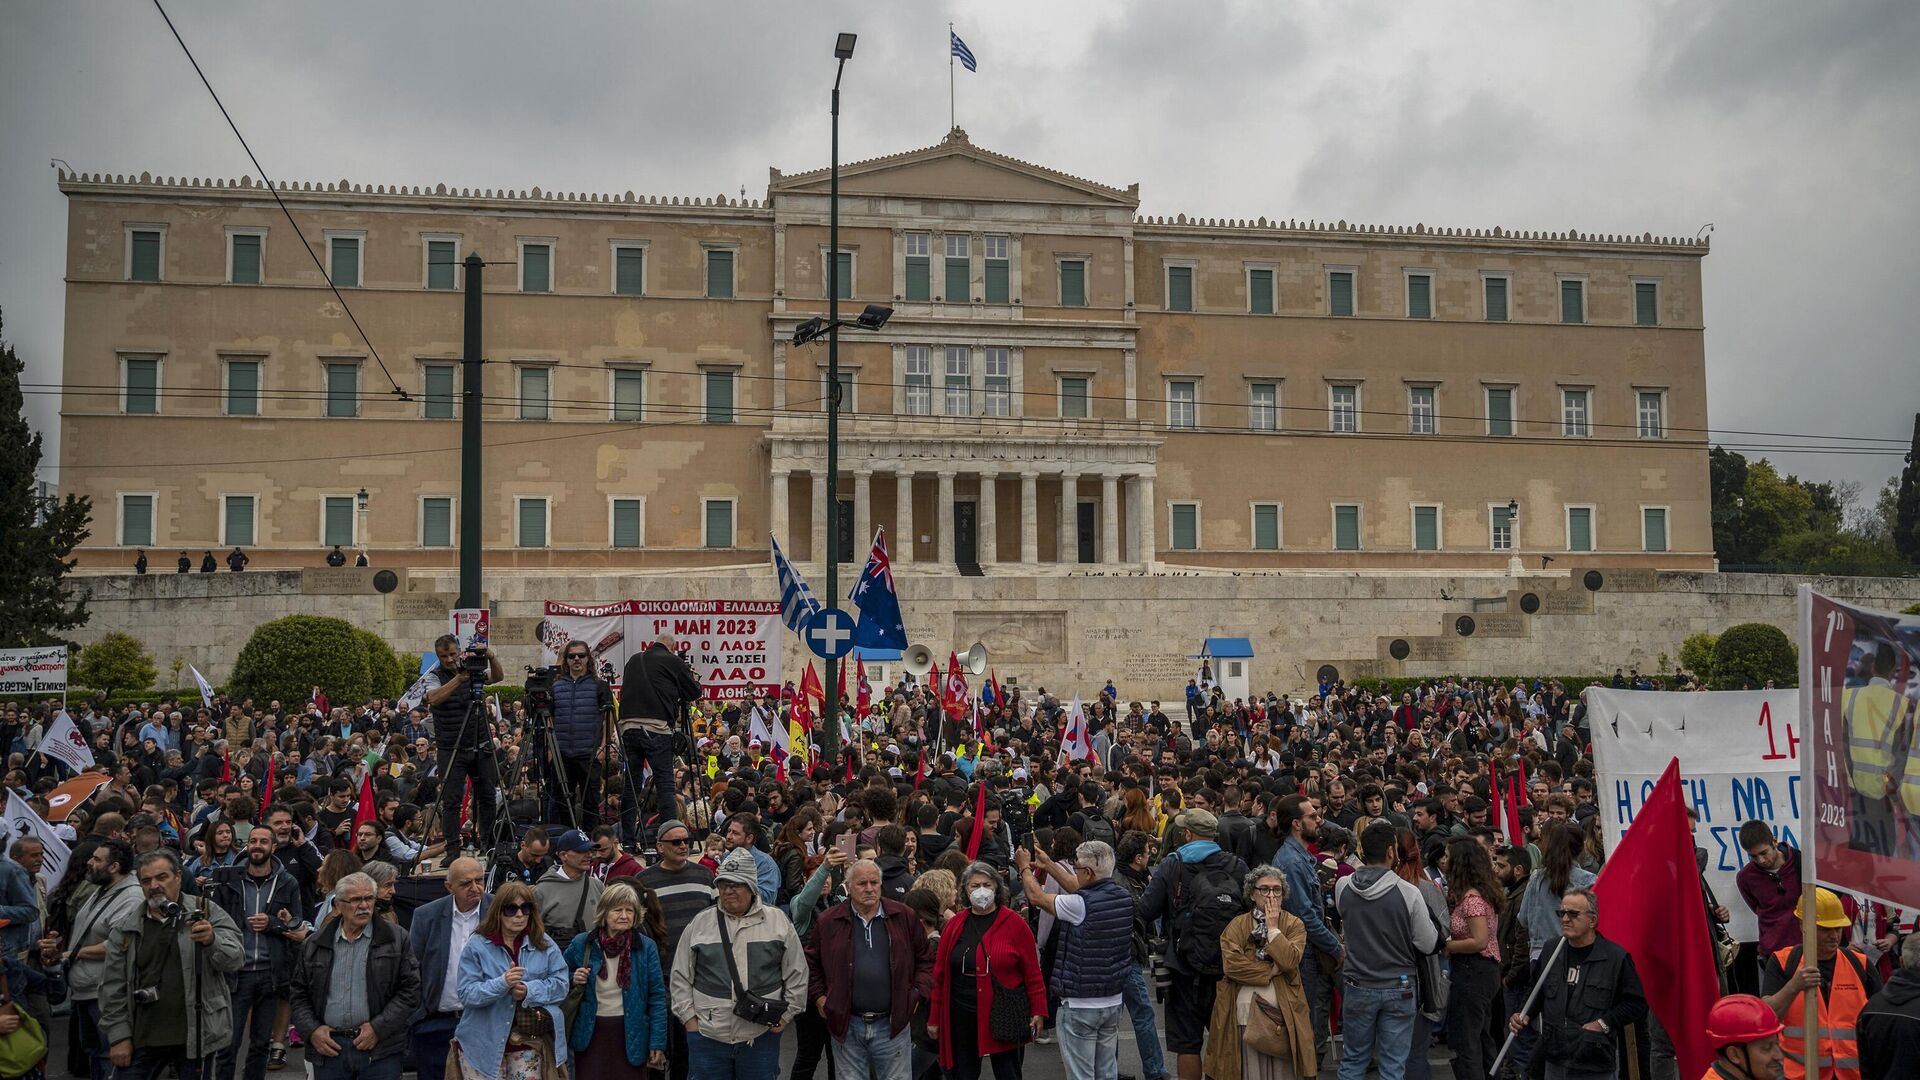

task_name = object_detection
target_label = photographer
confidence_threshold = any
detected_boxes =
[101,850,245,1080]
[423,633,505,853]
[212,825,310,1080]
[549,641,616,831]
[617,634,702,839]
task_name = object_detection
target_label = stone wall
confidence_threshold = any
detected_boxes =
[68,567,1920,702]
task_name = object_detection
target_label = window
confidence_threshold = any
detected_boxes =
[122,355,161,414]
[520,240,552,293]
[1059,376,1090,419]
[1406,273,1433,319]
[1491,504,1515,550]
[222,495,256,547]
[228,230,263,284]
[1167,380,1197,429]
[1483,275,1509,321]
[983,235,1010,304]
[943,347,971,416]
[944,234,969,302]
[421,497,454,548]
[1248,267,1275,314]
[704,371,735,424]
[1566,506,1593,552]
[1408,386,1436,435]
[1412,505,1440,551]
[1561,389,1590,437]
[225,359,260,416]
[705,248,735,298]
[120,494,154,546]
[325,362,359,417]
[823,370,855,414]
[904,347,932,415]
[323,496,355,547]
[1252,503,1280,550]
[611,368,644,422]
[1637,391,1665,439]
[426,238,459,290]
[127,228,163,281]
[1330,384,1358,432]
[904,233,931,301]
[826,250,853,300]
[423,363,456,419]
[326,233,362,288]
[516,497,549,548]
[1166,265,1193,312]
[1058,259,1086,307]
[1486,387,1514,436]
[1328,270,1354,316]
[610,498,643,549]
[1642,507,1669,553]
[1170,503,1199,551]
[1249,382,1278,431]
[614,245,645,296]
[518,366,550,420]
[983,348,1011,417]
[1560,278,1585,324]
[1635,281,1659,326]
[703,499,736,548]
[1333,504,1361,550]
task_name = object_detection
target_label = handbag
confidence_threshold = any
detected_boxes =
[1413,899,1450,1023]
[714,906,786,1028]
[982,951,1033,1045]
[1242,992,1292,1058]
[0,970,47,1077]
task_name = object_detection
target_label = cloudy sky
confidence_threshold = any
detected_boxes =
[3,0,1915,501]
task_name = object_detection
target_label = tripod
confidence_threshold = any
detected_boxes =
[526,705,581,833]
[421,691,514,858]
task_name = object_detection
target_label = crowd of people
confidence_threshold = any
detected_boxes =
[0,632,1913,1080]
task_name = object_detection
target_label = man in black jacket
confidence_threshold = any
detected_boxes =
[1509,886,1648,1080]
[213,825,311,1080]
[1861,933,1920,1080]
[292,872,422,1076]
[617,634,701,838]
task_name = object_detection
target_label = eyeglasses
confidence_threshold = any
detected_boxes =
[1556,909,1589,920]
[499,902,534,916]
[340,895,375,906]
[565,654,589,661]
[658,836,689,846]
[1253,885,1287,894]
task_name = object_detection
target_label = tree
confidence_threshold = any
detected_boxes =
[1679,632,1718,682]
[230,615,372,707]
[1710,447,1754,565]
[72,631,157,696]
[1897,413,1920,564]
[0,312,91,647]
[1710,623,1797,690]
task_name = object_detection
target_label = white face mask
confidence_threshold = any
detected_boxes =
[969,887,996,912]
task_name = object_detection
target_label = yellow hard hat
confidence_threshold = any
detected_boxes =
[1795,887,1850,929]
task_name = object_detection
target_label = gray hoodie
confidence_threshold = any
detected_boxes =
[1333,866,1440,988]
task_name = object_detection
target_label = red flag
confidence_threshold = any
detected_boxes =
[800,661,824,705]
[1503,773,1524,847]
[1592,758,1718,1080]
[964,779,989,859]
[943,653,968,720]
[220,752,232,783]
[261,755,276,810]
[352,767,376,834]
[1517,757,1530,802]
[855,656,871,719]
[913,748,926,790]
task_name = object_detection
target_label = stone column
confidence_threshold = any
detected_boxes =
[1102,473,1121,565]
[810,472,827,563]
[1020,472,1040,564]
[852,469,872,554]
[936,470,957,566]
[978,473,998,566]
[894,470,914,564]
[1059,472,1078,563]
[769,469,790,547]
[1135,474,1157,567]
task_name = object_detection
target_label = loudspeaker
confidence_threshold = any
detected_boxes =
[1455,615,1477,637]
[963,641,989,676]
[1583,570,1605,592]
[902,644,935,676]
[1519,592,1541,614]
[1389,639,1411,661]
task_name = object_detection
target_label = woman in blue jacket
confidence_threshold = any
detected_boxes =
[562,882,667,1079]
[453,882,573,1080]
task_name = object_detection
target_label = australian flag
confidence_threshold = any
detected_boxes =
[849,528,908,649]
[771,533,821,635]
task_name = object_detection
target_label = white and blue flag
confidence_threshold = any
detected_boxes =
[950,31,976,72]
[771,533,822,634]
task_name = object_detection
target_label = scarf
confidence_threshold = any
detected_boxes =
[596,928,635,989]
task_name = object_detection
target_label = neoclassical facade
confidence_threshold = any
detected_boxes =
[56,130,1713,573]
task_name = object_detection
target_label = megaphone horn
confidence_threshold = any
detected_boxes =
[903,644,935,676]
[965,641,989,676]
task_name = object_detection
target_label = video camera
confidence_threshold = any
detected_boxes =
[523,665,557,715]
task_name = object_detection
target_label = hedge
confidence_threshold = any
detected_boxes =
[230,615,372,707]
[1342,675,1615,699]
[1710,623,1798,690]
[356,628,405,700]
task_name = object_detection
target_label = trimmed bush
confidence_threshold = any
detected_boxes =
[1679,633,1718,683]
[229,615,371,707]
[1904,602,1920,616]
[71,632,157,697]
[1710,623,1797,690]
[356,628,404,700]
[1344,675,1613,699]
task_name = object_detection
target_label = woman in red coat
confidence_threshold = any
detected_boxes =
[927,861,1046,1080]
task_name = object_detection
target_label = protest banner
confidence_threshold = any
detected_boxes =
[537,600,784,700]
[1586,687,1799,942]
[1798,587,1920,910]
[43,775,108,823]
[0,646,67,695]
[3,789,69,885]
[450,608,490,650]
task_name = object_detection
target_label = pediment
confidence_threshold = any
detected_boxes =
[772,129,1138,209]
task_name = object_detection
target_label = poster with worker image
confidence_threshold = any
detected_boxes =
[1799,587,1920,910]
[538,599,784,701]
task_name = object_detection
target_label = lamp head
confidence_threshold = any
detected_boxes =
[834,33,857,60]
[791,317,827,347]
[357,488,370,511]
[855,304,893,331]
[1507,498,1518,517]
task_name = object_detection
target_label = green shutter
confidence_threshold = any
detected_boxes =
[122,496,153,546]
[905,257,930,301]
[612,500,642,548]
[223,496,254,547]
[422,498,453,547]
[1561,280,1584,323]
[1167,266,1193,311]
[125,358,159,414]
[1485,277,1509,321]
[704,501,733,548]
[705,371,734,423]
[1408,275,1431,319]
[330,237,359,287]
[1171,505,1197,550]
[519,368,550,419]
[517,499,546,547]
[616,248,645,295]
[424,365,455,419]
[984,259,1009,303]
[1568,508,1592,552]
[130,231,161,281]
[231,234,261,284]
[1414,506,1438,550]
[1644,509,1667,552]
[1249,269,1273,314]
[1059,261,1085,306]
[323,498,354,547]
[1493,505,1514,534]
[227,361,259,416]
[1329,272,1354,316]
[326,364,358,417]
[522,244,550,293]
[1253,505,1279,550]
[706,250,734,298]
[1061,377,1088,419]
[613,370,644,421]
[945,257,968,302]
[829,251,853,299]
[427,240,457,290]
[1487,388,1513,436]
[1334,505,1360,550]
[1635,282,1658,326]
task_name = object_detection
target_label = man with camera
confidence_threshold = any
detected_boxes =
[423,633,505,853]
[618,633,702,840]
[548,640,615,831]
[101,849,245,1080]
[213,825,311,1080]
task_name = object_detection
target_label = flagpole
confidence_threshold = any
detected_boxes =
[1490,936,1567,1075]
[948,23,955,131]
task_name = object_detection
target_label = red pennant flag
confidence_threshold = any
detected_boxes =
[800,661,824,705]
[836,657,848,709]
[1503,772,1524,847]
[913,748,926,790]
[1592,758,1718,1080]
[220,752,232,783]
[261,755,277,810]
[964,779,990,859]
[352,767,376,834]
[855,656,871,719]
[1517,757,1530,802]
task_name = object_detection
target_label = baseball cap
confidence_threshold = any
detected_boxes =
[551,829,594,854]
[1182,808,1220,838]
[716,848,759,887]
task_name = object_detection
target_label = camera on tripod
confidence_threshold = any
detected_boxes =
[522,665,557,715]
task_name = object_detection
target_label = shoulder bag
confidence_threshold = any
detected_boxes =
[981,943,1034,1045]
[714,909,786,1028]
[0,969,47,1077]
[1413,890,1450,1023]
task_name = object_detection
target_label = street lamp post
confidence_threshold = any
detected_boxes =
[1507,497,1524,575]
[822,31,856,769]
[356,487,370,564]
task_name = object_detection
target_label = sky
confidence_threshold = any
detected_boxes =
[3,0,1916,503]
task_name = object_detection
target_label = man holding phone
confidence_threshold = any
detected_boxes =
[212,825,310,1080]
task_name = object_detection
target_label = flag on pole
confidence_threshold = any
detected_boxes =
[942,653,968,720]
[261,753,277,810]
[950,30,977,71]
[964,780,989,858]
[849,529,907,649]
[397,669,433,712]
[1061,693,1097,763]
[3,790,70,886]
[36,711,95,776]
[220,751,232,783]
[1502,772,1524,847]
[771,534,822,634]
[353,766,377,834]
[189,665,216,708]
[800,661,824,705]
[981,671,1000,709]
[855,656,872,718]
[836,656,848,709]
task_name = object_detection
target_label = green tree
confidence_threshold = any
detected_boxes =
[1710,447,1755,564]
[356,627,404,699]
[0,312,91,647]
[1710,623,1797,690]
[72,631,157,696]
[1679,632,1718,682]
[1898,413,1920,564]
[229,615,372,707]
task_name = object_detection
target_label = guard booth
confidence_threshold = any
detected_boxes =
[1192,637,1254,702]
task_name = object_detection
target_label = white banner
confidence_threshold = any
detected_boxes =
[37,711,95,775]
[0,646,67,695]
[1586,688,1800,943]
[451,609,490,650]
[3,789,70,887]
[539,600,784,701]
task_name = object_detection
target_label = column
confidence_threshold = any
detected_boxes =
[1019,472,1040,564]
[769,470,790,546]
[1135,474,1157,567]
[894,470,914,564]
[1059,472,1078,563]
[1102,473,1121,565]
[810,472,827,563]
[852,469,872,554]
[978,473,998,566]
[936,470,957,566]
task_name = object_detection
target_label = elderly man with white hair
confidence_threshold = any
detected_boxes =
[1017,839,1137,1080]
[805,859,934,1080]
[290,871,423,1080]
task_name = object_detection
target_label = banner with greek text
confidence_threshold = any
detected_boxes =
[1587,688,1800,942]
[539,600,784,701]
[0,646,67,695]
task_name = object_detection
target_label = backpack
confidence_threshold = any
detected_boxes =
[1081,814,1117,850]
[1172,854,1247,975]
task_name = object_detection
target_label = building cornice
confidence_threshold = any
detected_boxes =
[1132,215,1707,257]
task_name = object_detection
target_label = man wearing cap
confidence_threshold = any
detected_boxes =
[672,848,807,1080]
[639,820,714,1080]
[1762,886,1879,1080]
[533,829,603,951]
[1702,993,1786,1080]
[1143,806,1249,1080]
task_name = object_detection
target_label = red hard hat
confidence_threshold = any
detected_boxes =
[1706,995,1785,1048]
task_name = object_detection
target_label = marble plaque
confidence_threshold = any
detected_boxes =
[953,610,1068,662]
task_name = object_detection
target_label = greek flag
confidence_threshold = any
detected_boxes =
[770,534,821,634]
[950,31,976,72]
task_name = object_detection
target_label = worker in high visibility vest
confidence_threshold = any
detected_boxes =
[1702,994,1785,1080]
[1844,641,1905,807]
[1762,887,1882,1080]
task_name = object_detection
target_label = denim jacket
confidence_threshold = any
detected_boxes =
[454,932,572,1080]
[1273,836,1342,956]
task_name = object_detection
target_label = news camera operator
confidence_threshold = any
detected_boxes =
[424,633,505,854]
[101,850,245,1080]
[550,640,616,832]
[617,633,701,839]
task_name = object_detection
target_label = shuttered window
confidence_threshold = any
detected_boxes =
[323,497,355,547]
[325,363,359,417]
[1333,505,1361,550]
[905,233,930,301]
[611,499,643,549]
[223,496,255,547]
[427,240,458,290]
[1635,281,1659,326]
[121,495,154,546]
[517,498,548,548]
[1060,377,1089,419]
[421,498,453,547]
[423,364,456,419]
[705,249,735,298]
[518,367,550,420]
[615,247,645,295]
[1252,504,1280,550]
[519,243,550,293]
[705,371,734,424]
[829,251,853,299]
[1413,506,1439,551]
[129,230,162,281]
[1643,508,1668,553]
[1407,274,1432,319]
[1059,260,1086,307]
[230,233,262,284]
[329,236,361,288]
[1171,504,1199,551]
[704,500,734,548]
[983,235,1010,303]
[944,234,968,302]
[1486,387,1514,436]
[1329,271,1354,316]
[1166,266,1193,311]
[225,360,260,416]
[1560,279,1585,324]
[1567,507,1593,552]
[612,369,644,421]
[1248,268,1274,314]
[1484,276,1509,321]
